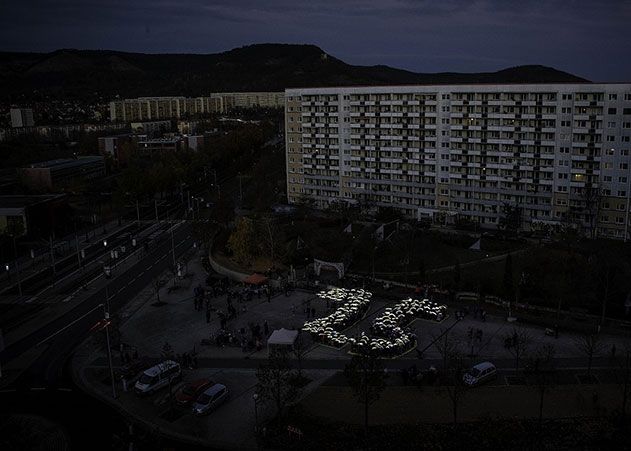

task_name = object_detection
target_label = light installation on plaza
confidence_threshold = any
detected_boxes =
[302,287,447,357]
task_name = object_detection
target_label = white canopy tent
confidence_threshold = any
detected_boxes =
[267,328,299,355]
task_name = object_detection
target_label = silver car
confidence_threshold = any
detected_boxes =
[192,383,229,415]
[463,361,497,386]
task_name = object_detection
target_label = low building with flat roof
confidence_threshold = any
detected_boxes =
[0,194,67,236]
[20,156,106,191]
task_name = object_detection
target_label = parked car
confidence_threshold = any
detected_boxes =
[134,360,181,395]
[192,384,229,415]
[175,378,214,406]
[463,361,497,386]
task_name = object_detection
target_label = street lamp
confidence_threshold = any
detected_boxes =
[102,294,118,399]
[253,393,261,449]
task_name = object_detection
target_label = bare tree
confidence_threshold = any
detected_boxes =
[574,332,606,380]
[159,341,176,410]
[153,279,164,305]
[444,348,468,426]
[291,332,309,381]
[581,183,601,239]
[619,344,631,420]
[503,327,533,373]
[258,216,282,265]
[432,328,460,371]
[528,344,556,433]
[256,349,299,419]
[344,353,388,435]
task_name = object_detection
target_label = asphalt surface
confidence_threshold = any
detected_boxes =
[1,220,195,388]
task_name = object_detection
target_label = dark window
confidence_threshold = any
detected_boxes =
[608,108,617,114]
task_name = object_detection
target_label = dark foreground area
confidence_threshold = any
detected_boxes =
[262,407,631,451]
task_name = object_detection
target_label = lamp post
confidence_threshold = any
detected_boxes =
[212,169,220,199]
[253,393,261,449]
[10,235,22,297]
[103,290,117,399]
[49,236,57,287]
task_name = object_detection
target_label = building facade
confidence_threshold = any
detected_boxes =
[130,120,172,136]
[109,92,284,122]
[10,108,35,128]
[285,84,631,239]
[137,137,184,153]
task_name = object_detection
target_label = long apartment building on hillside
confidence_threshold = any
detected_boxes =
[285,84,631,239]
[110,92,284,122]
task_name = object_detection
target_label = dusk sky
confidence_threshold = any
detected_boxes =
[2,0,630,81]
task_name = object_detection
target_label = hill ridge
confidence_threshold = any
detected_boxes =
[0,43,589,101]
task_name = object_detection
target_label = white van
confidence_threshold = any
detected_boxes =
[463,361,497,386]
[134,360,181,395]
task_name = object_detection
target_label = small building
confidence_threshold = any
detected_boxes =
[20,156,106,191]
[98,134,146,166]
[177,120,199,134]
[0,194,67,237]
[267,328,299,356]
[184,135,204,151]
[10,108,34,128]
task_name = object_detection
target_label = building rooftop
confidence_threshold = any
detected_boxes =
[25,156,104,170]
[0,194,66,210]
[138,138,182,144]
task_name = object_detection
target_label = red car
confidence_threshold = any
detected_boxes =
[175,379,214,406]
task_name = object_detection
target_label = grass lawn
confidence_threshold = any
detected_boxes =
[351,229,529,275]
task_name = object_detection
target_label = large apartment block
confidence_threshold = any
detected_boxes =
[285,84,631,239]
[110,92,284,122]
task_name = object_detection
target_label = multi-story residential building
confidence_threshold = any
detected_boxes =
[286,84,631,240]
[10,108,34,128]
[219,92,285,110]
[130,120,172,136]
[109,92,284,122]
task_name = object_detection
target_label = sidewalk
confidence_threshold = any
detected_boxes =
[301,381,623,425]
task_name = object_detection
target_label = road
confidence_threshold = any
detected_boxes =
[0,201,182,297]
[1,220,195,388]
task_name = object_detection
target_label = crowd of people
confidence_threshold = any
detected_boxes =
[194,277,278,353]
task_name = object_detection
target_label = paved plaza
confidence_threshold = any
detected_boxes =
[72,248,631,448]
[117,251,628,364]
